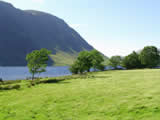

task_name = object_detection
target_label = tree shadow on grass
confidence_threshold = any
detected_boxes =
[95,76,111,79]
[39,79,70,84]
[87,75,112,80]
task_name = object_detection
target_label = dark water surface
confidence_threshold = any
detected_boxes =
[0,66,71,80]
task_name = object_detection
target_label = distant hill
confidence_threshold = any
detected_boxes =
[0,1,94,66]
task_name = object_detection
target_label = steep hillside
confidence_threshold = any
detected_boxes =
[0,1,93,66]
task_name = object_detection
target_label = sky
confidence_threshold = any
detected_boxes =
[2,0,160,57]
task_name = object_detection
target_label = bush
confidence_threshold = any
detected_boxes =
[1,80,22,85]
[0,84,21,90]
[0,85,10,90]
[12,84,21,89]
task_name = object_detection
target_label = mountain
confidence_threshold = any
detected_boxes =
[0,1,94,66]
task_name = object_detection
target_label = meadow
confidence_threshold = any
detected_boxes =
[0,69,160,120]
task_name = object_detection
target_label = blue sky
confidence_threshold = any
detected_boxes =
[3,0,160,56]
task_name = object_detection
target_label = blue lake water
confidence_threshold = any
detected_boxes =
[0,66,72,80]
[0,66,125,81]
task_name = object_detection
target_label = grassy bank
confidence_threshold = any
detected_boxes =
[1,69,160,120]
[50,50,78,66]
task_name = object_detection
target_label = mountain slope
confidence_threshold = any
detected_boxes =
[0,1,93,66]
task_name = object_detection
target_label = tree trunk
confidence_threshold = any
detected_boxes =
[32,73,35,81]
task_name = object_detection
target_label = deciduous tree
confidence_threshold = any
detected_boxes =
[26,48,51,80]
[122,51,142,69]
[109,56,122,69]
[139,46,160,68]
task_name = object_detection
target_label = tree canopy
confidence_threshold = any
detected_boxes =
[122,51,142,69]
[139,46,160,68]
[26,48,51,80]
[70,50,105,74]
[109,56,123,69]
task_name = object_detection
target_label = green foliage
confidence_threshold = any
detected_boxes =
[90,50,104,70]
[122,46,160,69]
[26,48,51,80]
[139,46,160,68]
[77,51,93,72]
[122,51,142,69]
[96,63,105,71]
[109,56,123,68]
[0,84,21,90]
[69,61,80,74]
[70,50,105,74]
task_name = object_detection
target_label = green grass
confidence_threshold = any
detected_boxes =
[1,69,160,120]
[50,50,78,66]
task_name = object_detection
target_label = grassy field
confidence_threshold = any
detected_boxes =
[1,69,160,120]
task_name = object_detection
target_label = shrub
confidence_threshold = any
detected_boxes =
[12,84,21,89]
[0,84,20,90]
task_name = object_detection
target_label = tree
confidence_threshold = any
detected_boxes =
[96,63,105,71]
[69,50,105,74]
[26,48,51,80]
[90,50,105,71]
[122,51,142,69]
[69,61,82,74]
[77,51,93,73]
[109,56,122,69]
[139,46,160,68]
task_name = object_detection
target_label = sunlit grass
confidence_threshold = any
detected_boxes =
[1,69,160,120]
[50,50,78,66]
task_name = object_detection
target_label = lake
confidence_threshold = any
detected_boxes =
[0,66,71,80]
[0,66,125,80]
